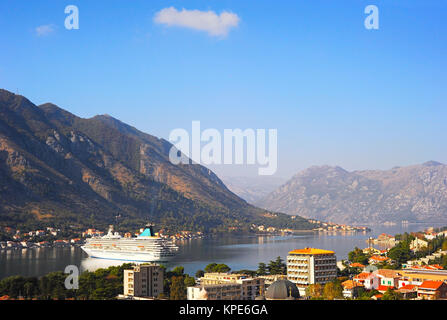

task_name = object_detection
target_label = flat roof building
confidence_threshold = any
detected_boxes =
[287,248,337,295]
[123,264,164,298]
[189,272,265,300]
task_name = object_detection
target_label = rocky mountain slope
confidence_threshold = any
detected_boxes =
[221,176,286,204]
[256,163,447,224]
[0,89,313,232]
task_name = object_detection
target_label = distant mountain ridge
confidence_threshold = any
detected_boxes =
[0,89,312,231]
[256,162,447,224]
[221,176,286,204]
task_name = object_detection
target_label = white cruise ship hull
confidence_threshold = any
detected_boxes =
[81,246,174,263]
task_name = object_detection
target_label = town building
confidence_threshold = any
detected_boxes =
[196,273,265,300]
[410,238,429,252]
[187,283,242,300]
[417,281,447,300]
[397,284,418,299]
[353,272,380,290]
[376,269,401,288]
[368,255,390,265]
[287,248,337,295]
[123,264,164,298]
[342,280,364,299]
[258,274,288,287]
[398,269,447,287]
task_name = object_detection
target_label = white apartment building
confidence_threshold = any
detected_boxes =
[287,248,337,295]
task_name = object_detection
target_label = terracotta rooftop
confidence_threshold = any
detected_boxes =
[419,281,445,290]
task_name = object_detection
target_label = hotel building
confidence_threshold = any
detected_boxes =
[123,264,164,298]
[287,248,337,295]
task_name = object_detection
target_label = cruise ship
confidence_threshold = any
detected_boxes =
[81,224,178,262]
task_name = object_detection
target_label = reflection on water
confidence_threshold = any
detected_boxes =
[80,257,132,272]
[0,222,444,279]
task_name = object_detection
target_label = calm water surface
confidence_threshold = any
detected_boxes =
[0,223,443,279]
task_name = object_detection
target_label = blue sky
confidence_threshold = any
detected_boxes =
[0,0,446,178]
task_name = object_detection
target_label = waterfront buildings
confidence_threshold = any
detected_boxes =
[286,248,337,295]
[123,264,164,298]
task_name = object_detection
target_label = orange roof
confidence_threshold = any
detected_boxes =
[378,285,395,292]
[377,269,400,278]
[350,263,366,268]
[354,272,372,280]
[289,248,335,255]
[399,284,417,291]
[370,255,389,261]
[342,280,364,290]
[419,281,445,290]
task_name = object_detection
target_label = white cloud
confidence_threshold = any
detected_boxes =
[35,24,56,37]
[154,7,240,37]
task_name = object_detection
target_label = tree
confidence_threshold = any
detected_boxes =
[323,281,343,300]
[348,247,369,265]
[204,263,231,273]
[170,276,186,300]
[305,283,324,299]
[388,242,412,266]
[184,275,195,287]
[257,263,268,276]
[382,288,403,300]
[268,257,286,275]
[171,266,184,277]
[195,270,204,279]
[442,239,447,251]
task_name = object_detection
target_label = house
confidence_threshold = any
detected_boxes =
[371,294,383,300]
[397,284,418,299]
[349,263,366,269]
[363,247,381,255]
[353,272,381,290]
[376,269,401,288]
[410,238,428,252]
[377,233,395,242]
[417,281,447,300]
[342,280,364,299]
[369,255,390,265]
[353,272,370,285]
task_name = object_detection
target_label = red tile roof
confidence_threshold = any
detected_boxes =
[377,269,400,278]
[377,285,395,292]
[370,255,389,262]
[399,284,417,291]
[354,272,371,280]
[342,280,364,290]
[419,281,444,290]
[350,263,366,268]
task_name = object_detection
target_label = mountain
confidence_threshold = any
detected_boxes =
[0,89,313,232]
[256,163,447,225]
[221,176,286,204]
